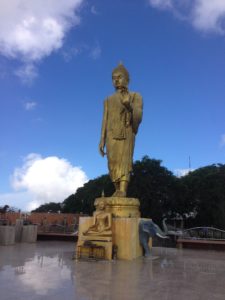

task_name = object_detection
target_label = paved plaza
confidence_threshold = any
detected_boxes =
[0,241,225,300]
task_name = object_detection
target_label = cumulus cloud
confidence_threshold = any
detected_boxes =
[62,46,82,62]
[148,0,225,34]
[89,43,102,60]
[0,0,84,81]
[62,42,101,62]
[24,101,37,111]
[19,256,71,295]
[14,63,38,84]
[9,153,88,211]
[149,0,173,10]
[192,1,225,33]
[91,5,99,15]
[174,168,194,177]
[61,43,88,62]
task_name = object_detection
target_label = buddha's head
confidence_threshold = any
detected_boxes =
[112,63,129,90]
[96,199,105,211]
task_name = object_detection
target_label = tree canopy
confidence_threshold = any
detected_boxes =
[127,156,178,223]
[62,175,114,214]
[180,164,225,228]
[32,157,225,229]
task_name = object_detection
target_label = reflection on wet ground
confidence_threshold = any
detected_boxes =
[0,241,225,300]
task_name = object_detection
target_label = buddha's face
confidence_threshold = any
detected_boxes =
[98,201,105,210]
[112,71,128,90]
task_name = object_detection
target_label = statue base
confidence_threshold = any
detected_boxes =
[77,216,149,260]
[76,197,152,260]
[95,197,140,218]
[112,217,143,260]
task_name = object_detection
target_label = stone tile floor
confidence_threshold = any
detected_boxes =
[0,241,225,300]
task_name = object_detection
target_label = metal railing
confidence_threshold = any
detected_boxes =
[181,227,225,240]
[38,224,78,234]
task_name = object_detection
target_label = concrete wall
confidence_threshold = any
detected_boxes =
[2,212,81,226]
[0,226,15,245]
[15,220,37,243]
[29,213,79,226]
[15,219,23,243]
[21,225,38,243]
[0,221,38,245]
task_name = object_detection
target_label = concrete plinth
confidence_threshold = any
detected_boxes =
[113,218,143,260]
[77,197,153,260]
[15,219,23,242]
[0,226,15,245]
[21,225,38,243]
[15,219,37,243]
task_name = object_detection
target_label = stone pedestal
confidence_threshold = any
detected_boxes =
[15,220,37,243]
[95,197,140,218]
[15,219,23,243]
[21,225,38,243]
[113,217,143,260]
[76,197,153,260]
[0,226,15,245]
[77,216,144,260]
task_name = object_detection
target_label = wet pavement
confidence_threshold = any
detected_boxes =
[0,241,225,300]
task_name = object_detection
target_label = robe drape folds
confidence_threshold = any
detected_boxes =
[100,92,143,182]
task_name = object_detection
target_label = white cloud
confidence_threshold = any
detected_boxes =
[149,0,173,10]
[62,42,101,62]
[6,153,88,211]
[19,256,71,295]
[89,43,102,60]
[24,101,37,111]
[0,0,84,81]
[91,5,99,15]
[174,168,194,177]
[62,45,84,62]
[220,134,225,147]
[192,0,225,34]
[14,63,38,84]
[148,0,225,34]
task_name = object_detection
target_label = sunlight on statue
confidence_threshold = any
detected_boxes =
[99,63,143,197]
[83,199,112,236]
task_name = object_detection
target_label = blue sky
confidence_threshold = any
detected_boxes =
[0,0,225,211]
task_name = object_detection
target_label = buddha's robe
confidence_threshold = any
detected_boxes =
[100,91,143,182]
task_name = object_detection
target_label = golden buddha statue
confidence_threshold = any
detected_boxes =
[83,199,112,236]
[99,63,143,197]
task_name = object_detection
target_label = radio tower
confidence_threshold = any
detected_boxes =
[189,156,191,173]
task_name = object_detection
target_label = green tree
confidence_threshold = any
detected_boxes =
[62,175,114,214]
[181,164,225,229]
[128,156,179,223]
[62,156,179,222]
[31,158,225,230]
